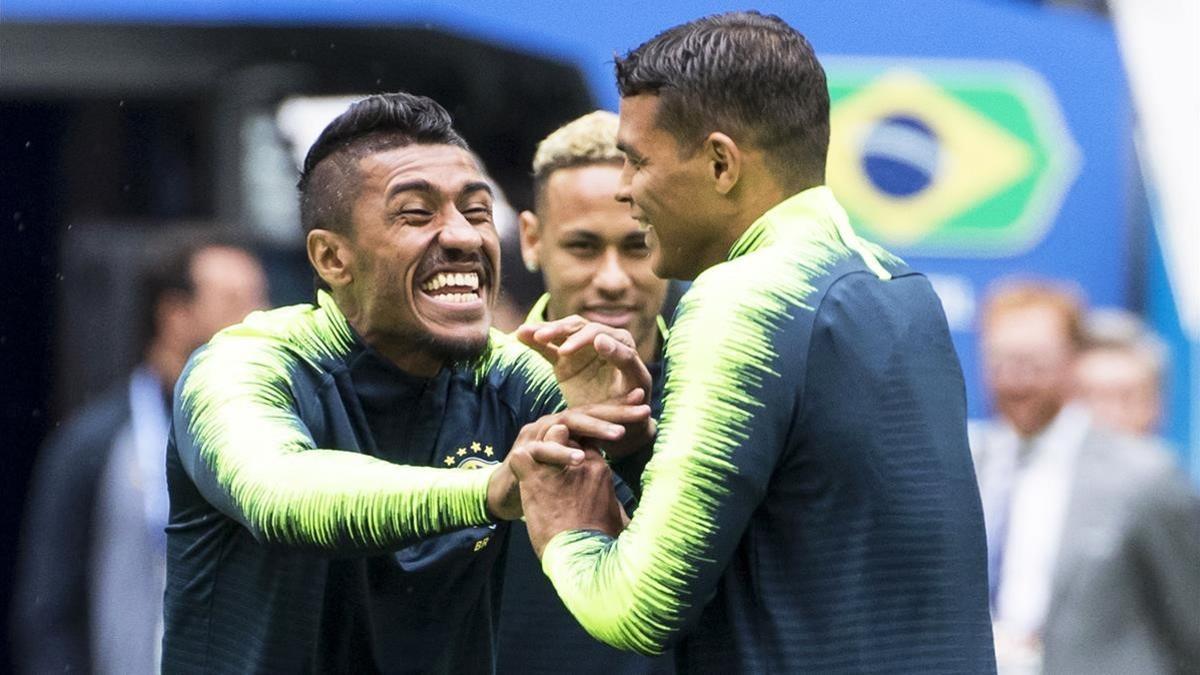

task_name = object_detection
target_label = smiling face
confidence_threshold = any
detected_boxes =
[521,163,668,363]
[615,94,724,281]
[982,304,1077,437]
[334,143,500,374]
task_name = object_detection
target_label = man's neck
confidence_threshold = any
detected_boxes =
[144,342,188,394]
[368,339,443,378]
[715,178,815,262]
[334,291,444,377]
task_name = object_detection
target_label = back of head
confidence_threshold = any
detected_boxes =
[615,11,829,189]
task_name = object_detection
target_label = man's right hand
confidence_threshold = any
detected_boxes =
[486,398,652,520]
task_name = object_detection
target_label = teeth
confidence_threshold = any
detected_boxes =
[420,271,480,292]
[437,292,476,304]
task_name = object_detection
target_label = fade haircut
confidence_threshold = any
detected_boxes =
[297,92,470,290]
[531,110,623,214]
[298,92,470,237]
[615,11,829,189]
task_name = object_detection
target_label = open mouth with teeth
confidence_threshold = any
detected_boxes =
[418,270,483,306]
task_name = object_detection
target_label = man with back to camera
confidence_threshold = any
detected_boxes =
[496,110,674,675]
[160,92,653,673]
[13,239,267,675]
[510,12,996,673]
[971,281,1199,674]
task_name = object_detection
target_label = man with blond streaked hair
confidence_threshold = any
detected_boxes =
[496,110,673,674]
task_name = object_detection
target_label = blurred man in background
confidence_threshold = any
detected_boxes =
[1076,307,1167,437]
[497,110,673,675]
[971,280,1200,674]
[13,240,269,674]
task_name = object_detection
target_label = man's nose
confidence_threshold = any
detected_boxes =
[615,162,634,204]
[594,249,632,295]
[438,209,484,253]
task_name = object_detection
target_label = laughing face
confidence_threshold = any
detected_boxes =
[337,143,500,374]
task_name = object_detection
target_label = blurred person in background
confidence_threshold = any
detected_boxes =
[1076,307,1167,437]
[12,240,269,674]
[971,280,1200,674]
[497,110,673,675]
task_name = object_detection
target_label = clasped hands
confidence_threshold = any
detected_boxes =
[486,316,655,556]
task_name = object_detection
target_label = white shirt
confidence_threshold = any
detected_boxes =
[970,403,1092,637]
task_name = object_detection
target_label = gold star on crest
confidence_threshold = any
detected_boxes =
[470,441,482,453]
[456,447,467,456]
[483,445,494,457]
[443,455,455,466]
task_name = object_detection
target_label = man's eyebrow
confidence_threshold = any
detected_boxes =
[616,141,639,158]
[386,179,435,199]
[459,181,494,198]
[560,230,602,241]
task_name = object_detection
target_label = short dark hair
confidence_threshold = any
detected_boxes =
[136,237,254,358]
[298,92,471,237]
[615,11,829,188]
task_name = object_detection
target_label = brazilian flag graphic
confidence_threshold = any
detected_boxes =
[826,59,1080,257]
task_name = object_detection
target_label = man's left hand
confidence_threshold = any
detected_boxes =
[516,316,656,456]
[509,424,626,558]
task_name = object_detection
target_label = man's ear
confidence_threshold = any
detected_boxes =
[705,132,741,195]
[518,210,542,273]
[307,229,355,289]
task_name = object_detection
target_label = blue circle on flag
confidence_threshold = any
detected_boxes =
[861,115,940,197]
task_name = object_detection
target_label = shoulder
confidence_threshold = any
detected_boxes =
[470,329,559,409]
[1083,430,1179,481]
[1081,429,1197,512]
[37,383,130,477]
[212,301,354,362]
[185,302,351,382]
[177,303,351,421]
[55,383,130,441]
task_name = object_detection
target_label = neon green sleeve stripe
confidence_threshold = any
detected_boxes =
[538,196,856,654]
[178,299,495,551]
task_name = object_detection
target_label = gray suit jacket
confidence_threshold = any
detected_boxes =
[1041,429,1200,675]
[971,420,1200,675]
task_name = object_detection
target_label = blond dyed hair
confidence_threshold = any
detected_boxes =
[532,110,623,210]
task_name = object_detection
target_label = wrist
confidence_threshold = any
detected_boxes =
[484,463,520,522]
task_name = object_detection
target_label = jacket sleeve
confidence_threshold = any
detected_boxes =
[1130,466,1200,671]
[538,268,795,654]
[173,338,496,553]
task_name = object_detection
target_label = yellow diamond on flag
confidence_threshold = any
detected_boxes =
[827,69,1035,245]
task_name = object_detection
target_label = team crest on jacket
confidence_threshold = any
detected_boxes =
[441,440,497,469]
